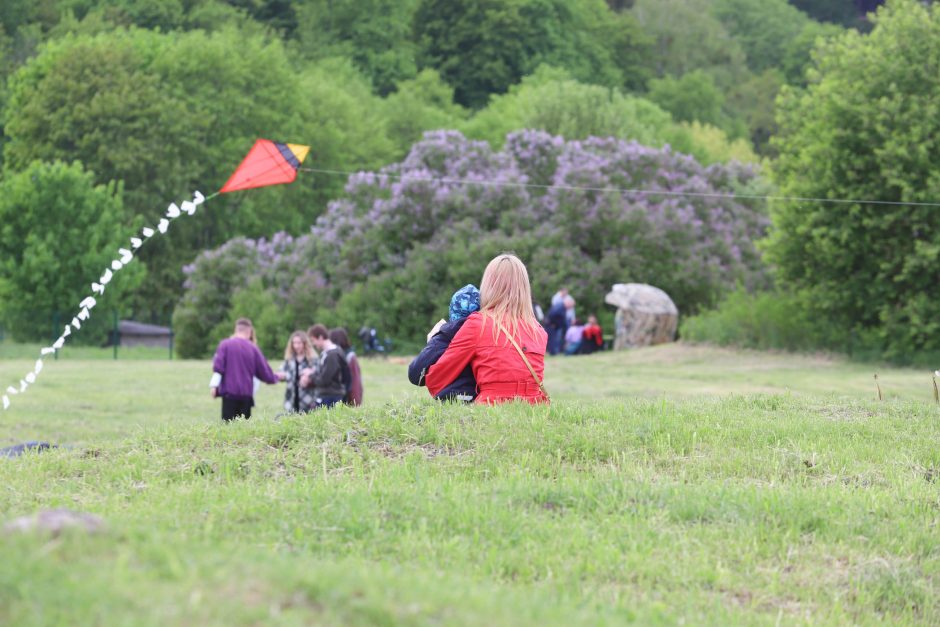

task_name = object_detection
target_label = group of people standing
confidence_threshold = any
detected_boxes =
[542,288,604,356]
[210,320,362,421]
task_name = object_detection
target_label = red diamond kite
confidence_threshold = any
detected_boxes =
[220,139,310,193]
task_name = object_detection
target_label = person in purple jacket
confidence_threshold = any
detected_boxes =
[210,318,285,421]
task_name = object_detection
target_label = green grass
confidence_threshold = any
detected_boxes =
[1,344,939,624]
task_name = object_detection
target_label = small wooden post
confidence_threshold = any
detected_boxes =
[874,373,883,401]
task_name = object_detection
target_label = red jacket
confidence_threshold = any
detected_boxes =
[426,312,548,404]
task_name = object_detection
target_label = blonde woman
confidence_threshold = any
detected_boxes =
[426,254,549,404]
[281,331,318,413]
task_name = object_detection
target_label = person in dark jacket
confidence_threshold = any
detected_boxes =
[545,297,569,356]
[409,284,480,402]
[305,324,348,409]
[330,327,363,406]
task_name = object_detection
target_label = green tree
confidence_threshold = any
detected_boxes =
[680,121,759,165]
[414,0,648,108]
[712,0,843,83]
[724,69,785,154]
[0,0,60,35]
[648,70,725,129]
[462,68,681,149]
[414,0,540,108]
[0,161,145,342]
[88,0,187,31]
[462,67,755,165]
[52,0,282,33]
[779,19,844,84]
[218,0,297,34]
[787,0,875,27]
[631,0,748,88]
[295,0,419,95]
[382,70,467,157]
[4,27,394,312]
[769,0,940,358]
[712,0,808,74]
[517,0,650,92]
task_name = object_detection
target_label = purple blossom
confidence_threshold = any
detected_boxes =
[179,130,771,347]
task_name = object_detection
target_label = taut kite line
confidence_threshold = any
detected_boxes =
[1,139,310,412]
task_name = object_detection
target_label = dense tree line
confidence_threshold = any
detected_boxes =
[2,0,928,361]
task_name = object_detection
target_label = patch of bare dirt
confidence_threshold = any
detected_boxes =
[367,439,462,460]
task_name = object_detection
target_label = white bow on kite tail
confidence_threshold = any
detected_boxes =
[1,190,210,411]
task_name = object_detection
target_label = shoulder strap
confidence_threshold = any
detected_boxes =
[497,322,549,400]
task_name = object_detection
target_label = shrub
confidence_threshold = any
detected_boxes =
[176,130,771,356]
[0,161,145,344]
[680,290,824,352]
[680,287,940,366]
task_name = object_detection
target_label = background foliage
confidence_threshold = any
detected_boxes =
[767,0,940,362]
[0,161,144,343]
[174,130,770,357]
[8,0,934,367]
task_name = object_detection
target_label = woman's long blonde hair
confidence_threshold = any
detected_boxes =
[479,253,539,341]
[284,330,316,361]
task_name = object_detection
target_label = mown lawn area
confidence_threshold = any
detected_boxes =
[1,344,938,624]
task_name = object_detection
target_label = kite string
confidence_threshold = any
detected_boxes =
[0,190,209,412]
[298,166,940,208]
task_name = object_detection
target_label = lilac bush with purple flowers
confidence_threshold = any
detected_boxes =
[175,130,771,357]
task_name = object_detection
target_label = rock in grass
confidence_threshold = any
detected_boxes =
[0,441,56,458]
[605,283,678,350]
[4,509,106,536]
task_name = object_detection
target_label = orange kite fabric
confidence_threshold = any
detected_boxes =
[220,139,310,193]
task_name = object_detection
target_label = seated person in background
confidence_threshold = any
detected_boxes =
[580,315,604,354]
[564,319,585,355]
[358,326,383,354]
[408,284,480,402]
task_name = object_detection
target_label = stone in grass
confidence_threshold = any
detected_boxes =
[605,283,678,350]
[4,509,106,536]
[0,441,57,458]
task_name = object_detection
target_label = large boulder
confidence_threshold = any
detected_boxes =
[605,283,678,350]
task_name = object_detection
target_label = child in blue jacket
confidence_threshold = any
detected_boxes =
[408,284,480,402]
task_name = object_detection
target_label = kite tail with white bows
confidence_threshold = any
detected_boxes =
[1,190,212,411]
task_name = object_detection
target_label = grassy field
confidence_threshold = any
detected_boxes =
[1,344,939,624]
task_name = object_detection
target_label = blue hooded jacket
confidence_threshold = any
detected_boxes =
[408,284,480,401]
[407,318,477,401]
